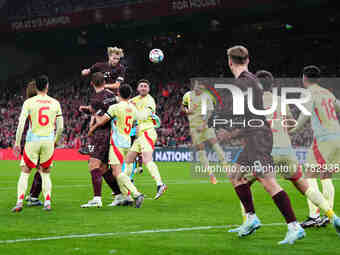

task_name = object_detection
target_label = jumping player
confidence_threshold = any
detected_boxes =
[81,47,125,94]
[12,75,64,212]
[79,47,125,155]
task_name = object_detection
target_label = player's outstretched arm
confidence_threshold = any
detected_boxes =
[88,115,110,136]
[104,77,124,90]
[79,105,93,114]
[89,115,95,128]
[104,82,120,90]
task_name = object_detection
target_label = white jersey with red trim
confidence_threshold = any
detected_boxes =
[263,92,292,148]
[309,84,340,141]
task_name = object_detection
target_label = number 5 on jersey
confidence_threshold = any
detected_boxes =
[124,116,133,134]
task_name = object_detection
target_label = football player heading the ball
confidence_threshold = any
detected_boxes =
[81,47,126,95]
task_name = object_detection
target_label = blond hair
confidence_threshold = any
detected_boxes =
[107,46,124,57]
[227,45,249,65]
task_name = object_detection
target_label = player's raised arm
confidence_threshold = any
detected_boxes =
[79,105,93,114]
[82,61,102,77]
[88,105,115,136]
[104,77,124,90]
[14,101,29,156]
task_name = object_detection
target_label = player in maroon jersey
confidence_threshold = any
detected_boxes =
[79,47,126,156]
[216,45,304,244]
[79,72,128,208]
[81,47,125,95]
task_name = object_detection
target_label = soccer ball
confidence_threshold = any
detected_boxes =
[149,49,164,63]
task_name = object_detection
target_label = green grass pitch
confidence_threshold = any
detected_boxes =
[0,161,339,255]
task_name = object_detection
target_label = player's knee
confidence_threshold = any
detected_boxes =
[111,165,121,177]
[195,144,204,151]
[21,166,31,174]
[125,153,136,164]
[100,163,108,173]
[259,177,282,196]
[88,158,101,170]
[142,153,152,164]
[40,167,51,173]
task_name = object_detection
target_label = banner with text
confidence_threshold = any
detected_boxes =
[0,147,309,163]
[6,0,273,32]
[152,147,309,163]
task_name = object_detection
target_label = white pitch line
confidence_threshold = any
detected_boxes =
[0,223,286,244]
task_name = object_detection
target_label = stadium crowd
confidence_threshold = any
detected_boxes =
[1,31,339,150]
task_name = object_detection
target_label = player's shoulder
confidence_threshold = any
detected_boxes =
[129,102,138,112]
[24,95,37,104]
[263,91,273,103]
[130,95,140,102]
[126,101,137,112]
[147,94,155,101]
[146,94,156,106]
[108,102,117,110]
[46,95,60,104]
[263,91,272,98]
[320,85,335,97]
[236,71,260,87]
[183,91,191,98]
[310,84,333,98]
